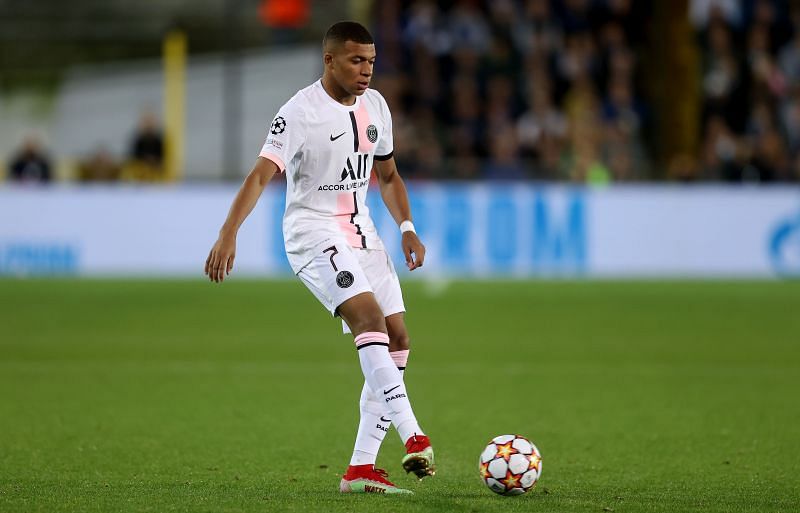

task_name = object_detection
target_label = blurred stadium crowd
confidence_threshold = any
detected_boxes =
[370,0,650,182]
[368,0,800,182]
[695,0,800,183]
[4,0,800,183]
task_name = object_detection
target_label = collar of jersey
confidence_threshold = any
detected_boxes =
[316,79,362,112]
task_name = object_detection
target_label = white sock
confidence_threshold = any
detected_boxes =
[349,382,389,465]
[349,350,409,465]
[354,332,423,444]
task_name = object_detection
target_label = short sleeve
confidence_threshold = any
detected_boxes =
[259,103,305,173]
[374,96,394,160]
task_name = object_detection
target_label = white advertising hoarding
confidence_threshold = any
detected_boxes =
[0,184,798,277]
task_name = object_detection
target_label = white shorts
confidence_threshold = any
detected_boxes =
[297,242,405,333]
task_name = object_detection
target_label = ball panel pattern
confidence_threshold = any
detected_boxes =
[520,468,539,488]
[486,477,505,494]
[480,444,497,463]
[492,434,515,444]
[508,453,531,474]
[512,437,533,454]
[488,458,508,480]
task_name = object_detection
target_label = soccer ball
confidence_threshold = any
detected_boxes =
[479,434,542,496]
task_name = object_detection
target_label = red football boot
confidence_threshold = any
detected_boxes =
[402,435,436,479]
[339,464,413,494]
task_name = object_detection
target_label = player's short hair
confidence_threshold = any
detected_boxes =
[323,21,374,51]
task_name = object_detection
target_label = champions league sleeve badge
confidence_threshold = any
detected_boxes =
[270,116,287,135]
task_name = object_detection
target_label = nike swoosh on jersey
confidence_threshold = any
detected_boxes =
[330,132,346,141]
[383,385,401,395]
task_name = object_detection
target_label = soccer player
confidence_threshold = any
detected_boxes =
[204,21,434,494]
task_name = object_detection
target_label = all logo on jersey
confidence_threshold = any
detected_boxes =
[340,154,370,182]
[366,125,378,143]
[336,271,355,288]
[270,116,286,135]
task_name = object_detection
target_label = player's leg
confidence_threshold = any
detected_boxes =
[384,313,434,479]
[386,312,410,353]
[342,255,409,465]
[349,313,409,468]
[338,293,426,445]
[338,293,422,493]
[296,243,415,493]
[340,291,390,468]
[343,248,434,480]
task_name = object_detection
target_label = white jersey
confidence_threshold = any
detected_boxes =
[259,80,394,274]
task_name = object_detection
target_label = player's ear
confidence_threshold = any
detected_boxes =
[323,52,334,68]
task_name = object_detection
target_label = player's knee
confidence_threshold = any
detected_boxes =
[348,310,387,336]
[338,292,387,335]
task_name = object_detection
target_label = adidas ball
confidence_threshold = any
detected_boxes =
[479,434,542,496]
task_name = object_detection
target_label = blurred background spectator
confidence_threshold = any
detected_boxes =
[7,136,52,184]
[1,0,799,184]
[77,145,121,182]
[124,111,165,181]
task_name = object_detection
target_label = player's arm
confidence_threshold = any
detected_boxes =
[205,157,278,283]
[374,156,425,271]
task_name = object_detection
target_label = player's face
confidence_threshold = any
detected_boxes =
[327,41,376,97]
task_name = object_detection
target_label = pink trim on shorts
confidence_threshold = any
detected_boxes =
[260,151,285,172]
[354,331,390,349]
[390,349,409,368]
[336,193,363,247]
[354,101,375,153]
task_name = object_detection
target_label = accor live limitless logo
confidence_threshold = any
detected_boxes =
[769,210,800,275]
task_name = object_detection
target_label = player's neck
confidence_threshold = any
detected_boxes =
[321,75,356,106]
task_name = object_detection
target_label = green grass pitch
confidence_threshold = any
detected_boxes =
[1,279,799,512]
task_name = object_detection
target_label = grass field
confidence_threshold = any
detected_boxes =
[1,279,799,513]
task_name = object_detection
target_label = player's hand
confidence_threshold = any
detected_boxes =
[205,234,237,283]
[402,231,425,271]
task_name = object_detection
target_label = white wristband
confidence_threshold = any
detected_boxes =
[399,220,416,234]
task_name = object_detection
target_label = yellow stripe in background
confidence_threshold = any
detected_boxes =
[163,30,187,182]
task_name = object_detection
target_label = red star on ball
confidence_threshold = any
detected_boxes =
[500,469,522,490]
[495,441,518,462]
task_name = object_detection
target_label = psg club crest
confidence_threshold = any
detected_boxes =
[336,271,354,288]
[366,125,378,143]
[270,116,286,135]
